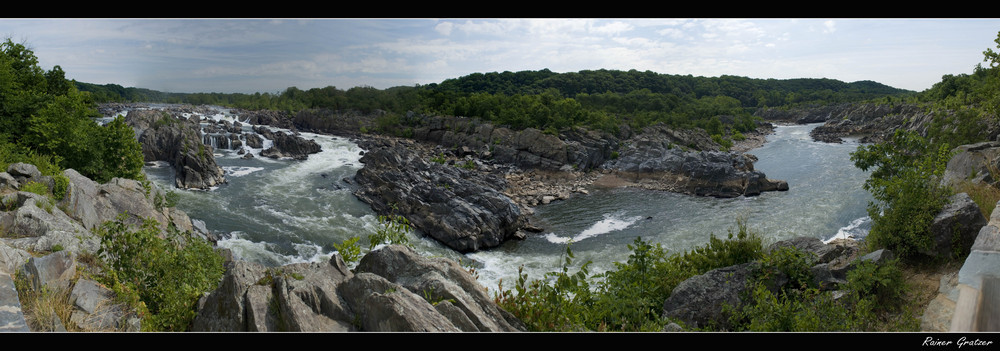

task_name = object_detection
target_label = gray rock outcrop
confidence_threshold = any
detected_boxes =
[926,193,987,258]
[355,245,525,331]
[0,273,30,332]
[0,191,99,254]
[604,142,788,197]
[942,142,1000,187]
[661,262,760,330]
[124,109,226,190]
[56,168,195,235]
[253,126,322,160]
[353,139,527,252]
[192,245,525,332]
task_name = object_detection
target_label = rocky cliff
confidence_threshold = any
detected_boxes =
[124,109,227,190]
[0,161,525,332]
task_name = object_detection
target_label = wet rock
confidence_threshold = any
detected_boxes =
[254,126,322,160]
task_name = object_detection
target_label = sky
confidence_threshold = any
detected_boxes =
[1,18,999,94]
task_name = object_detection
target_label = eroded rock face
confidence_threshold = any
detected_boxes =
[192,245,525,332]
[353,139,527,252]
[124,109,225,190]
[355,245,525,332]
[604,144,788,198]
[942,142,1000,187]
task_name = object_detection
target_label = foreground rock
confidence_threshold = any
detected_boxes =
[926,193,987,258]
[661,236,892,330]
[1,162,209,331]
[352,138,527,252]
[192,245,525,332]
[124,109,226,190]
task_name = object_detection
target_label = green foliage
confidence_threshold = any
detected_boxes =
[367,214,412,250]
[494,244,594,331]
[711,134,733,151]
[51,173,68,201]
[19,181,49,196]
[430,153,446,164]
[0,38,145,184]
[333,236,363,264]
[591,237,672,331]
[679,216,764,273]
[496,218,765,332]
[728,248,916,332]
[95,215,225,331]
[851,130,954,260]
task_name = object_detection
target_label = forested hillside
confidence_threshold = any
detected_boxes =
[76,68,916,136]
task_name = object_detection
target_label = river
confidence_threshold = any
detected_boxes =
[142,110,873,294]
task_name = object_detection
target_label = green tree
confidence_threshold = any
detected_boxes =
[851,130,953,260]
[0,38,145,183]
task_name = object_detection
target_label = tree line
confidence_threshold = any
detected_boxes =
[75,68,917,136]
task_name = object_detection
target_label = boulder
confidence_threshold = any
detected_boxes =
[69,278,136,331]
[193,246,524,332]
[337,272,460,332]
[0,242,31,276]
[661,262,761,330]
[355,245,525,331]
[0,172,18,190]
[926,193,987,258]
[7,163,41,180]
[18,251,77,292]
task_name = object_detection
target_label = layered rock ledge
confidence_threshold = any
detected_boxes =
[352,137,527,253]
[124,109,226,190]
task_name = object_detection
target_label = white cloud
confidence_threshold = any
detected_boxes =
[823,20,837,34]
[434,21,453,36]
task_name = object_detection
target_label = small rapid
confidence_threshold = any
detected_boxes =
[139,108,872,295]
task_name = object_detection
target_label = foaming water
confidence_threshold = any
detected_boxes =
[144,115,385,267]
[144,113,872,295]
[467,123,874,293]
[544,212,644,244]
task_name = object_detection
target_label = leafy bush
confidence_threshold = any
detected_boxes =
[95,215,225,331]
[495,218,765,332]
[851,130,954,260]
[333,236,363,264]
[494,245,594,331]
[367,214,413,250]
[19,181,49,196]
[728,247,915,332]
